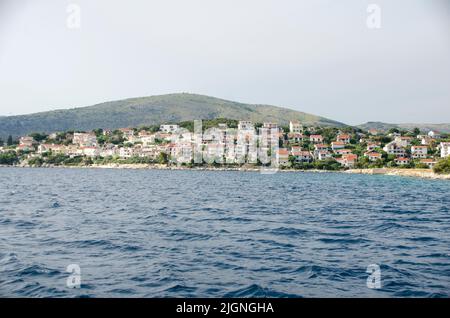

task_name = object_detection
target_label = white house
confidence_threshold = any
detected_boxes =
[367,142,380,151]
[81,146,99,157]
[440,142,450,158]
[160,124,179,133]
[309,135,324,143]
[276,148,290,166]
[394,136,413,147]
[291,149,312,163]
[336,154,357,168]
[428,130,441,139]
[365,152,382,162]
[411,145,428,159]
[73,132,97,147]
[383,142,406,157]
[119,147,134,159]
[336,134,351,144]
[331,141,345,151]
[263,122,278,129]
[395,157,410,165]
[238,121,254,131]
[287,133,304,144]
[289,121,303,133]
[316,150,332,160]
[420,159,437,169]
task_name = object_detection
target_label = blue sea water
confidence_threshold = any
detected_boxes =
[0,167,449,298]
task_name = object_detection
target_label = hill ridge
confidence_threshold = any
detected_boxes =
[0,93,346,138]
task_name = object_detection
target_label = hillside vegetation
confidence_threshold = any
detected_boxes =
[0,93,345,138]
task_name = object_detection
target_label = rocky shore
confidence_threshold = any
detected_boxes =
[2,163,449,180]
[345,168,450,180]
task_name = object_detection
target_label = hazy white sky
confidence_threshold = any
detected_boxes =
[0,0,449,124]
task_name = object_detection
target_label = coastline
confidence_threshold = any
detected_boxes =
[344,168,450,180]
[1,164,449,180]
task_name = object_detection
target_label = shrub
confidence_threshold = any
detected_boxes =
[433,157,450,174]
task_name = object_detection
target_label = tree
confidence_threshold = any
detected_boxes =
[157,152,169,164]
[7,135,13,146]
[413,127,420,135]
[387,128,400,134]
[433,157,450,174]
[0,152,19,165]
[29,132,48,142]
[0,137,3,146]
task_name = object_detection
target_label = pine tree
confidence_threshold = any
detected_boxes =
[7,135,13,146]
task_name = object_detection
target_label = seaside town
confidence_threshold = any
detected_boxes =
[1,119,450,173]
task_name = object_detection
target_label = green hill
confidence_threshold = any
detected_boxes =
[358,121,450,133]
[0,93,346,138]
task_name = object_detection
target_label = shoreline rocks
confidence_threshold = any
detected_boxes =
[1,164,449,180]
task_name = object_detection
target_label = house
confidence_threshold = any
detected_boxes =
[388,132,401,137]
[383,142,406,157]
[440,142,450,158]
[366,142,381,151]
[316,150,332,160]
[99,146,119,157]
[81,146,99,157]
[336,134,351,144]
[314,144,328,151]
[287,133,304,144]
[64,145,80,157]
[19,136,36,148]
[309,135,324,143]
[365,152,382,162]
[119,147,134,159]
[263,122,278,129]
[141,135,156,146]
[119,128,135,138]
[171,142,193,164]
[420,159,437,169]
[16,144,34,152]
[337,154,358,168]
[137,145,159,159]
[291,149,312,163]
[411,145,428,159]
[394,157,410,165]
[19,136,35,146]
[335,149,352,155]
[155,132,172,141]
[331,141,345,150]
[160,124,179,133]
[73,132,97,147]
[420,136,433,146]
[38,144,66,154]
[289,121,303,133]
[276,148,290,166]
[238,121,254,131]
[394,136,413,147]
[428,130,441,139]
[368,129,379,136]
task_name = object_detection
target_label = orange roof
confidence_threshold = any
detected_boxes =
[343,154,357,161]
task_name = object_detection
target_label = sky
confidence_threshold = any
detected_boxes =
[0,0,449,125]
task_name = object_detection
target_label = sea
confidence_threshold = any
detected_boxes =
[0,167,449,297]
